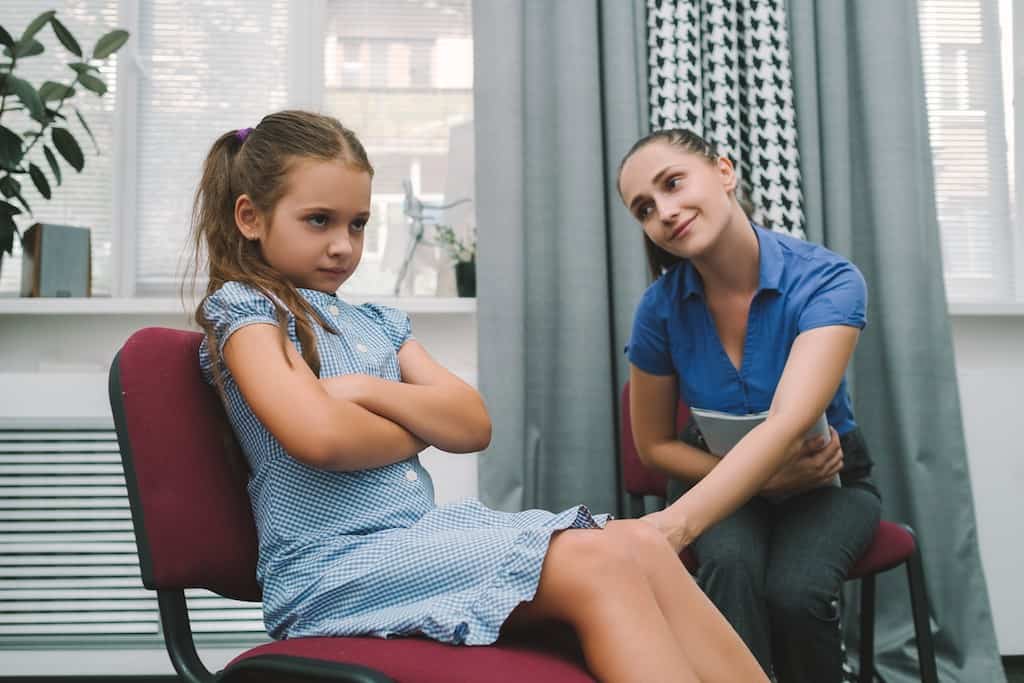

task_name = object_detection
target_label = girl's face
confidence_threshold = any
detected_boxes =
[618,141,739,260]
[241,158,371,294]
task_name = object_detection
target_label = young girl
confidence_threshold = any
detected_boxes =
[617,129,883,683]
[188,110,767,683]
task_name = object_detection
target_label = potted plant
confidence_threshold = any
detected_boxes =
[0,10,129,282]
[434,224,476,297]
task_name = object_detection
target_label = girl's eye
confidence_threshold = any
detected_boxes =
[637,204,653,220]
[307,214,329,228]
[350,218,368,233]
[666,176,682,190]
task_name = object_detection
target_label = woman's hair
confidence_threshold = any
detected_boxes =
[185,110,373,389]
[617,129,756,281]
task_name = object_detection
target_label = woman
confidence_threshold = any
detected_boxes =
[618,129,882,682]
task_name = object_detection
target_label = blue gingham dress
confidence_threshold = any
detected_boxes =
[199,281,609,645]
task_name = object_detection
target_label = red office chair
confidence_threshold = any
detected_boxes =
[109,327,595,683]
[618,381,939,683]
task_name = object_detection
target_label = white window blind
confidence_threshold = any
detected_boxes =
[324,0,475,297]
[919,0,1019,302]
[131,0,290,296]
[0,1,120,296]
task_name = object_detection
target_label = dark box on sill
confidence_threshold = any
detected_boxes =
[20,223,92,297]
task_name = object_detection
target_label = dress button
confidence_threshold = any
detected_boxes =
[356,343,368,353]
[405,469,419,482]
[328,304,340,316]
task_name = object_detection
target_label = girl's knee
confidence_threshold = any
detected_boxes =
[547,528,646,588]
[607,519,675,560]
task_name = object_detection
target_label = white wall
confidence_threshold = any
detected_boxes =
[950,313,1024,655]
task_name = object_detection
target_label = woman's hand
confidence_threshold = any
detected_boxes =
[761,426,843,497]
[641,508,697,554]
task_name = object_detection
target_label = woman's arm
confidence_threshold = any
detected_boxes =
[646,324,860,551]
[629,365,722,481]
[321,340,492,454]
[224,323,426,471]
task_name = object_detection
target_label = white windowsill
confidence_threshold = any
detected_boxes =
[0,296,476,315]
[948,301,1024,316]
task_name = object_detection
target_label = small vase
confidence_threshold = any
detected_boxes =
[455,260,476,298]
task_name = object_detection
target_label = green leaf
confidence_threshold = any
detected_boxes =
[78,72,107,96]
[38,80,75,102]
[5,74,44,121]
[0,25,15,51]
[21,11,56,42]
[0,209,18,256]
[50,18,82,57]
[11,191,31,215]
[52,127,84,172]
[68,61,99,75]
[0,124,22,170]
[6,38,45,59]
[28,163,50,199]
[74,108,98,153]
[43,145,61,186]
[0,198,21,215]
[0,174,21,198]
[92,29,129,60]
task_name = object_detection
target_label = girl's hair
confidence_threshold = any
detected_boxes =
[185,110,373,389]
[617,129,756,281]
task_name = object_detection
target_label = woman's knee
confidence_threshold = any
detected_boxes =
[696,540,766,589]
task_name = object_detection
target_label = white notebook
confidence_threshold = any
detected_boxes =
[689,408,840,493]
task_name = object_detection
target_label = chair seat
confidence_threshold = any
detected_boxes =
[847,520,916,579]
[223,634,594,683]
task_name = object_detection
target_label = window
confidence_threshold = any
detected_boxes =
[919,0,1021,303]
[0,1,120,296]
[0,0,475,299]
[322,0,474,297]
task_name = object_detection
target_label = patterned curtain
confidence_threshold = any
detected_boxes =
[647,0,805,238]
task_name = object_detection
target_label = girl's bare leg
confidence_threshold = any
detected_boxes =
[508,527,700,683]
[600,520,770,683]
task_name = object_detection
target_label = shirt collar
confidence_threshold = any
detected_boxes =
[678,222,784,299]
[753,223,784,294]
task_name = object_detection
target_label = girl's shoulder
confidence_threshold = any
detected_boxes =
[201,281,284,343]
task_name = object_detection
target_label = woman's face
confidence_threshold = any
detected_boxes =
[618,141,739,260]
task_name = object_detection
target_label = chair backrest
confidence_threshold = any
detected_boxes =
[619,381,689,498]
[109,327,261,601]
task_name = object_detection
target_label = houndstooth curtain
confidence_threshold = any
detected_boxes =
[647,0,805,239]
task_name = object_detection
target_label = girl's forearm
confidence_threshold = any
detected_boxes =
[300,395,427,471]
[348,377,491,453]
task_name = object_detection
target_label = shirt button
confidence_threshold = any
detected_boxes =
[327,305,340,316]
[405,469,419,482]
[356,343,368,353]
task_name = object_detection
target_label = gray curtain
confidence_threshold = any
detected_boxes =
[787,2,1006,681]
[473,0,649,515]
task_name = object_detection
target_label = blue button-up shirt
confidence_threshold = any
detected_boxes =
[627,224,866,436]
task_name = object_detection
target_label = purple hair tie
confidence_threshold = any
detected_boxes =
[236,127,254,142]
